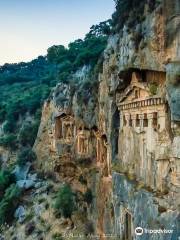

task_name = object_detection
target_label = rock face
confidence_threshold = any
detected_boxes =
[34,79,98,174]
[34,1,180,239]
[112,173,179,240]
[14,206,26,223]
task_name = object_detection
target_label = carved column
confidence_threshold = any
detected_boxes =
[140,114,144,129]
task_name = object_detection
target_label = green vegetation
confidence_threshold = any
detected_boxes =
[0,169,19,225]
[47,21,109,83]
[0,134,17,150]
[0,57,54,152]
[16,147,36,167]
[0,184,21,224]
[0,56,55,124]
[112,0,157,33]
[52,233,63,240]
[54,184,75,219]
[19,121,40,147]
[84,189,93,205]
[0,169,15,198]
[24,211,34,222]
[149,82,158,95]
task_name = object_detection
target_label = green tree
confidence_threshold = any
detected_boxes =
[3,117,16,133]
[112,0,133,31]
[54,184,75,219]
[112,0,157,33]
[85,20,112,38]
[0,170,15,197]
[19,122,39,147]
[47,45,68,64]
[0,134,17,150]
[0,184,21,224]
[0,105,6,123]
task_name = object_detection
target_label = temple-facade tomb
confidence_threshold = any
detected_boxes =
[54,113,75,143]
[94,130,111,177]
[115,71,173,191]
[117,71,167,133]
[76,128,90,156]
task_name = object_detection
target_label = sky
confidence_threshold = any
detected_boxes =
[0,0,115,65]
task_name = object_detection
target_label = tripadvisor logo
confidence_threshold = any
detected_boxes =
[135,227,144,236]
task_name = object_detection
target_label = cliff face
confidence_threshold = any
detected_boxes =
[34,1,179,239]
[34,65,98,172]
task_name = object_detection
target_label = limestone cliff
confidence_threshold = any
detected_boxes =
[34,1,180,239]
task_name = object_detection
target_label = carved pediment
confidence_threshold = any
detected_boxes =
[120,86,150,103]
[118,72,150,104]
[61,115,74,122]
[55,113,74,123]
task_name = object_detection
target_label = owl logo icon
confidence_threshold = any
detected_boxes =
[135,227,144,236]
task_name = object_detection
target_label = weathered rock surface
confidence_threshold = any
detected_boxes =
[14,206,26,223]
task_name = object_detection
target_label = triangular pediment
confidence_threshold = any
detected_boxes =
[119,72,150,103]
[55,113,74,122]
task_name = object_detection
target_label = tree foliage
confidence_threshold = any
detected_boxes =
[54,184,75,219]
[47,22,108,83]
[0,56,55,124]
[17,147,36,167]
[111,0,157,33]
[0,169,15,197]
[0,184,21,224]
[85,20,112,37]
[0,134,17,150]
[19,121,40,147]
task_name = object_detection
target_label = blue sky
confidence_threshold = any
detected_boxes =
[0,0,115,64]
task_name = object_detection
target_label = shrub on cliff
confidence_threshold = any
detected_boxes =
[17,147,36,167]
[3,116,16,134]
[0,104,6,123]
[76,157,93,166]
[54,184,75,219]
[0,184,21,224]
[149,82,158,95]
[84,189,93,205]
[52,233,63,240]
[0,134,17,150]
[112,0,157,33]
[112,0,132,31]
[0,170,15,198]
